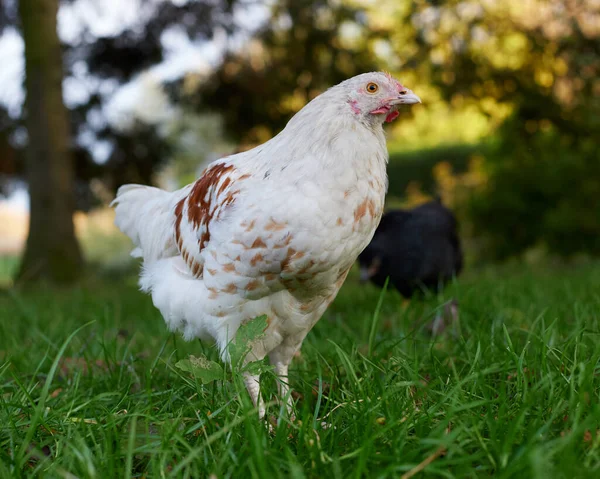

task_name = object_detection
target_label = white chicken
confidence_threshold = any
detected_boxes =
[112,72,421,419]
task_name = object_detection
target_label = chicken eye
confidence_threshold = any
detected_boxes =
[366,82,379,94]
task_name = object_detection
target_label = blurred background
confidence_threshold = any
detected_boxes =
[0,0,598,286]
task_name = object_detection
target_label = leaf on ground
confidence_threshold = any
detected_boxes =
[241,358,271,376]
[229,315,268,367]
[176,355,224,385]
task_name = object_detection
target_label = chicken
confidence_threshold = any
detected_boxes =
[358,198,463,298]
[111,72,421,419]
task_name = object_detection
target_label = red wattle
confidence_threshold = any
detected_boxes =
[385,110,399,123]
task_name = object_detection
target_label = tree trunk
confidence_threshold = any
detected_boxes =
[16,0,83,284]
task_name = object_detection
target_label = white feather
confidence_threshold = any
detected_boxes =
[111,184,190,263]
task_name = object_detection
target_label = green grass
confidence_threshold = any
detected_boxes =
[1,262,600,478]
[0,256,19,288]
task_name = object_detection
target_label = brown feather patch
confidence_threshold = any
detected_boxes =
[265,218,287,231]
[367,199,377,218]
[192,262,201,277]
[174,198,185,251]
[207,286,219,299]
[354,199,369,223]
[251,237,267,249]
[174,164,252,278]
[273,234,293,249]
[281,247,299,272]
[187,163,235,250]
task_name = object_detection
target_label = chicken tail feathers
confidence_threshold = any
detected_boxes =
[111,184,179,263]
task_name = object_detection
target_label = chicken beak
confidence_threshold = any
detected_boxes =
[392,89,421,105]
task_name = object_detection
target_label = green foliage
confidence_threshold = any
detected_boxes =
[186,0,383,144]
[468,121,600,259]
[228,314,268,368]
[386,143,487,199]
[0,256,19,287]
[2,265,600,476]
[382,0,600,259]
[174,315,269,385]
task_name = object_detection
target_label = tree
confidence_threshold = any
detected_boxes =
[404,0,600,258]
[1,0,243,283]
[2,0,384,206]
[17,0,83,283]
[0,0,241,206]
[182,0,382,144]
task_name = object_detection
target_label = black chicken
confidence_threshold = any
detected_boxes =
[358,198,463,298]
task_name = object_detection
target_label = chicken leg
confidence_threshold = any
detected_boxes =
[243,372,266,419]
[243,369,295,424]
[269,343,299,420]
